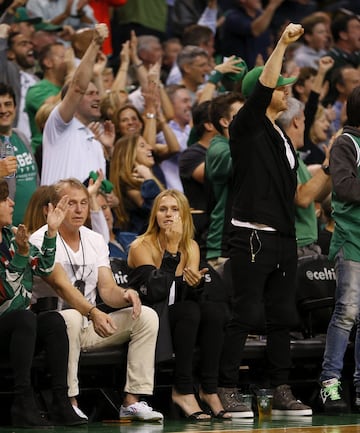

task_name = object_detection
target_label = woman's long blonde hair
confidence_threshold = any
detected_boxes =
[138,189,194,258]
[109,133,163,227]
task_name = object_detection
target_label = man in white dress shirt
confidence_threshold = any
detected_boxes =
[41,23,110,185]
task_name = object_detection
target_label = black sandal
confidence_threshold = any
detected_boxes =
[187,411,211,420]
[213,410,232,419]
[171,402,211,421]
[199,396,231,420]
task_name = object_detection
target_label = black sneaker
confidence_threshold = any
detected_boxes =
[272,384,312,416]
[217,387,254,418]
[320,378,347,414]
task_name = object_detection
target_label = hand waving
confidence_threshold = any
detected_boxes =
[13,224,30,256]
[46,195,69,238]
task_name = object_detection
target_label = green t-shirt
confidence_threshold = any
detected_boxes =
[11,132,38,225]
[205,134,232,260]
[25,79,61,152]
[295,154,318,247]
[329,133,360,261]
[113,0,166,32]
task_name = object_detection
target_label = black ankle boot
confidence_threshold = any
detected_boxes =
[11,389,52,428]
[50,390,88,426]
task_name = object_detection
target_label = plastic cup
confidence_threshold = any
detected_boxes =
[256,389,273,420]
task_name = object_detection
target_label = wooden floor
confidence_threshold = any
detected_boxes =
[1,415,360,433]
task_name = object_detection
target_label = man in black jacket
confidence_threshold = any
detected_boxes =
[217,23,313,417]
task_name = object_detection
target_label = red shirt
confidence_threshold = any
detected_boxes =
[89,0,127,55]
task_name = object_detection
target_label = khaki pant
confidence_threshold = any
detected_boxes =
[60,306,159,397]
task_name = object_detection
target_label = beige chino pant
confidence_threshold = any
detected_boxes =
[60,306,159,397]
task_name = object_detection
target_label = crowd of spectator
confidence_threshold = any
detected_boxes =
[1,0,360,427]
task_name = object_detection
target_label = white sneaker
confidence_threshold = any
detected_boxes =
[72,405,88,420]
[119,401,164,422]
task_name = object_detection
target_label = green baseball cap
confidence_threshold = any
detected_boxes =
[241,66,297,98]
[35,21,63,32]
[13,7,41,24]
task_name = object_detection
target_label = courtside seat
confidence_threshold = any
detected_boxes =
[296,254,336,338]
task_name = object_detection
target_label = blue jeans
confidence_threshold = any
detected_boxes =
[320,248,360,390]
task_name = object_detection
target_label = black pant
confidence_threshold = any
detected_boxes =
[0,309,69,394]
[219,227,298,387]
[169,300,229,394]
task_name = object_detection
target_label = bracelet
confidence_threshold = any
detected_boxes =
[208,70,223,85]
[134,62,144,68]
[145,112,156,119]
[87,306,96,320]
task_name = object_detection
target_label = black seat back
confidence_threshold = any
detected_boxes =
[296,254,336,337]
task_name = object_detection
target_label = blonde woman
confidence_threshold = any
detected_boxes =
[128,190,231,420]
[109,133,164,234]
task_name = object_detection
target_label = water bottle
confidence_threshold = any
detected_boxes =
[0,136,15,178]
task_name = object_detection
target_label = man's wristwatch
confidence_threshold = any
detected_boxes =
[321,163,330,175]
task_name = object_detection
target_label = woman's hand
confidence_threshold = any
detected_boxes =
[132,164,153,181]
[87,169,104,198]
[183,266,208,287]
[164,215,182,254]
[13,224,30,256]
[87,169,104,211]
